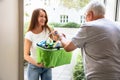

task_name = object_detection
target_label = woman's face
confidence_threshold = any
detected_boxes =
[38,10,46,26]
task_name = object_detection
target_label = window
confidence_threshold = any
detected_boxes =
[80,15,85,24]
[60,15,68,23]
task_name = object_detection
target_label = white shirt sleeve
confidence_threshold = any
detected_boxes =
[25,31,32,42]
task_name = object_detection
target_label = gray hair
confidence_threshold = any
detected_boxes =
[85,0,106,17]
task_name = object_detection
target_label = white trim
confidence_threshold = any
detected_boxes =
[105,0,117,21]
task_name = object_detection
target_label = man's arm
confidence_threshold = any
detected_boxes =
[59,34,77,52]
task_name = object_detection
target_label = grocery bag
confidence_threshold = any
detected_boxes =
[36,46,72,68]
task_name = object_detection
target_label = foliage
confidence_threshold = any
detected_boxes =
[48,22,80,28]
[60,0,90,10]
[24,21,29,35]
[24,1,31,21]
[73,53,85,80]
[63,22,80,28]
[24,60,28,66]
[48,22,64,28]
[25,12,29,17]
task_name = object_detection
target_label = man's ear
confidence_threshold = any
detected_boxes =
[89,11,94,20]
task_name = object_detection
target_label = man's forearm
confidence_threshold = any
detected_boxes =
[59,34,71,50]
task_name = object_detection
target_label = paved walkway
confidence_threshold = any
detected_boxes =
[52,49,79,80]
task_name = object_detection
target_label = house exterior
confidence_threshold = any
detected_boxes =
[24,0,119,24]
[24,0,85,24]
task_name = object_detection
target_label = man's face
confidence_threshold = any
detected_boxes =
[85,11,93,22]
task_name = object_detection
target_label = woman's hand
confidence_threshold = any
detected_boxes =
[36,63,44,67]
[49,30,59,41]
[49,30,66,41]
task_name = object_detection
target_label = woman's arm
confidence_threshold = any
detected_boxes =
[24,39,43,67]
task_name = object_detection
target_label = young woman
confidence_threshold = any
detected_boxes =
[24,8,52,80]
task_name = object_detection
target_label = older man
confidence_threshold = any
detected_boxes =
[53,0,120,80]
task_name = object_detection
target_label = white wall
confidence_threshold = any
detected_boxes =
[105,0,116,21]
[0,0,23,80]
[117,0,120,22]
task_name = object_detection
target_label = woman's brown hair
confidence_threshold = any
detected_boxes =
[27,8,51,33]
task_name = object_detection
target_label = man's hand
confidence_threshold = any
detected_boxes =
[50,30,66,41]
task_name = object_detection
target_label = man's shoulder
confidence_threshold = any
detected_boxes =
[81,21,96,27]
[82,18,107,27]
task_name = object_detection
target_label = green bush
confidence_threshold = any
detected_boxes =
[24,21,30,35]
[48,22,63,28]
[73,53,85,80]
[63,22,80,28]
[48,22,80,28]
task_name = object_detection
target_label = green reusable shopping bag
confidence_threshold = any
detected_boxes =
[36,46,72,68]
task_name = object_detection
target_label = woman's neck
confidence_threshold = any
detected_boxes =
[32,26,43,34]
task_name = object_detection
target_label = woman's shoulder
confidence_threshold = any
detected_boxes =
[25,31,33,35]
[24,31,34,39]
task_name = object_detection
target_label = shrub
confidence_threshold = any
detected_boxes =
[48,22,63,28]
[24,21,30,35]
[73,53,85,80]
[62,22,80,28]
[48,22,80,28]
